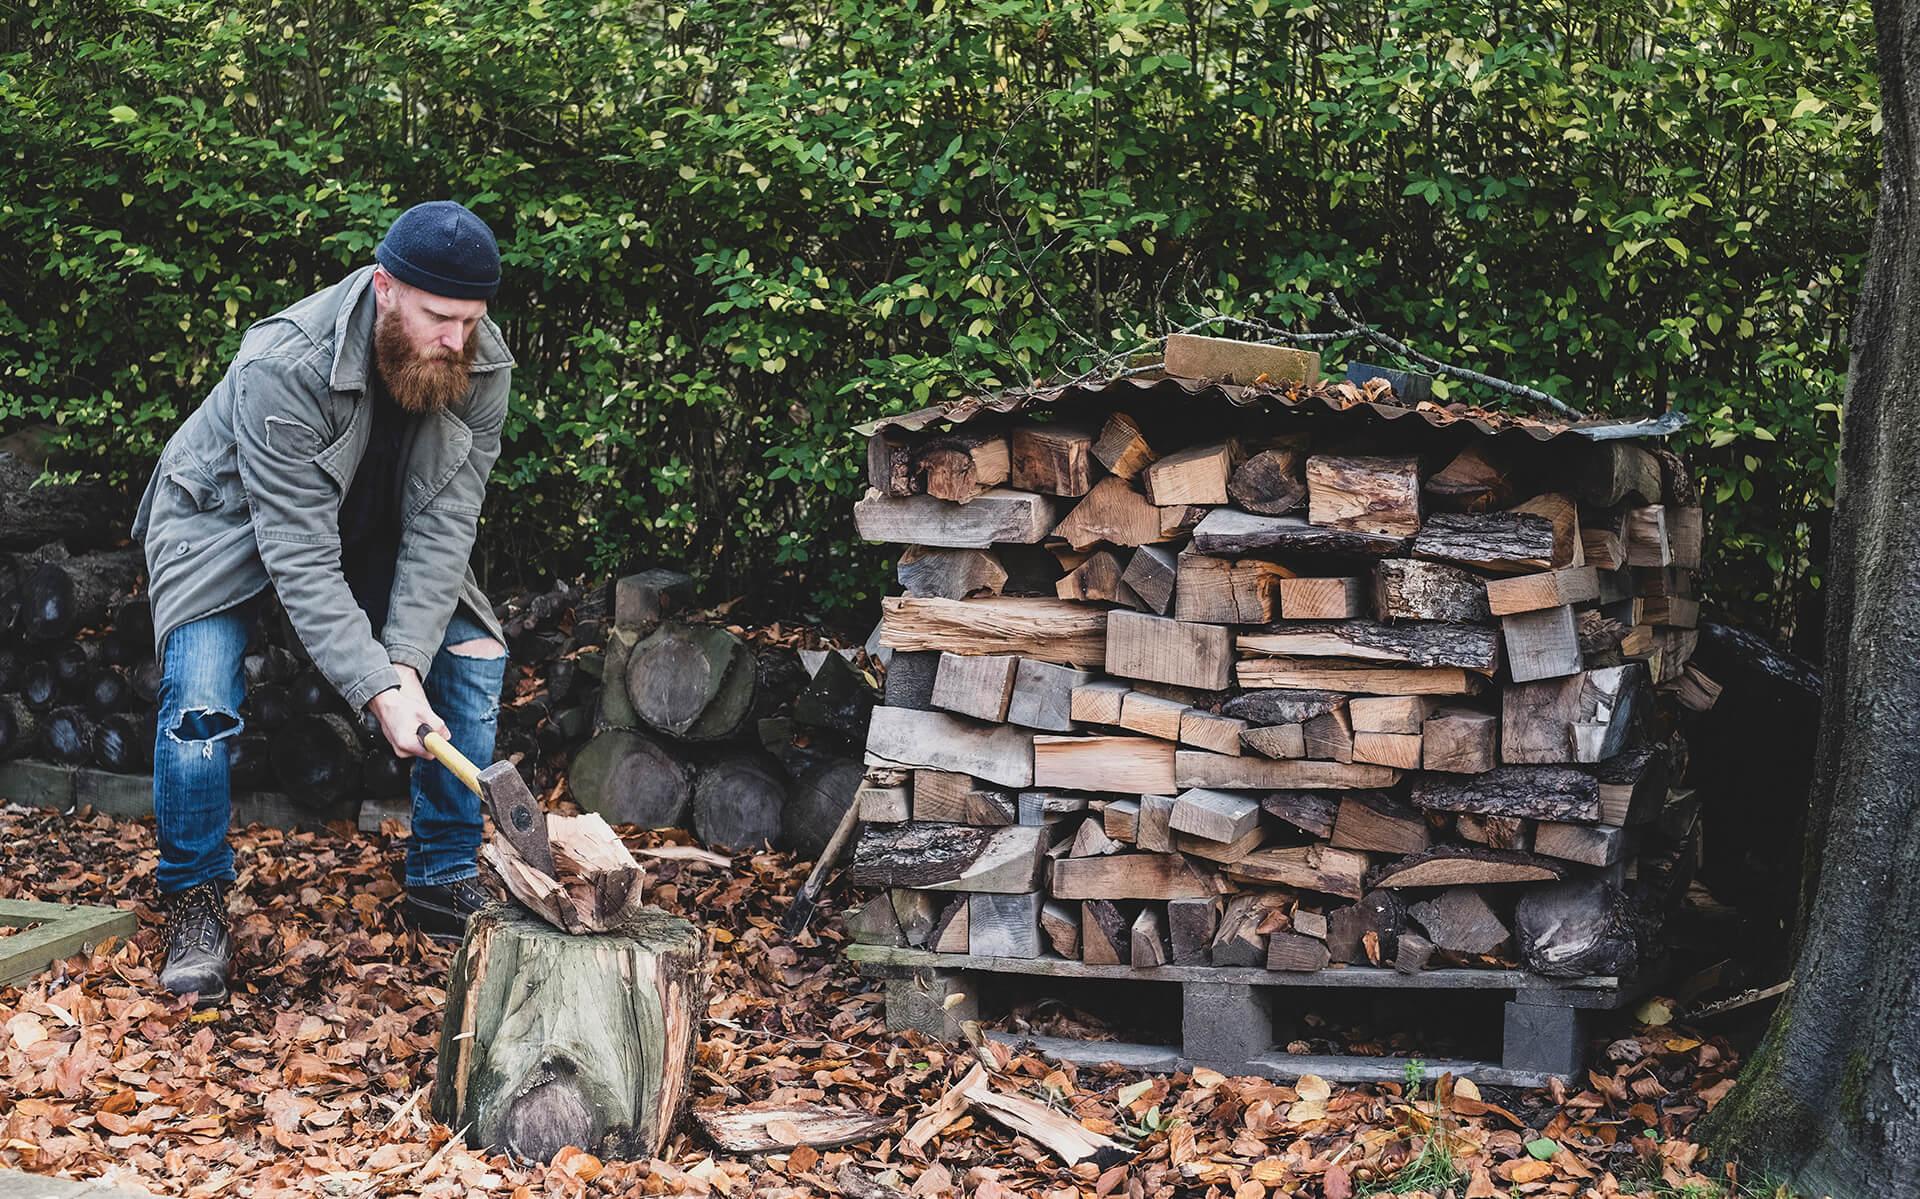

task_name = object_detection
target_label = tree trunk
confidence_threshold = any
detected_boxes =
[1702,9,1920,1186]
[568,728,694,827]
[270,713,364,806]
[782,758,863,859]
[0,454,123,550]
[0,695,39,759]
[432,902,705,1163]
[689,752,785,850]
[40,705,93,765]
[15,547,142,642]
[623,622,758,742]
[92,711,154,774]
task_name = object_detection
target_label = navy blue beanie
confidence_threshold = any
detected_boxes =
[375,201,501,300]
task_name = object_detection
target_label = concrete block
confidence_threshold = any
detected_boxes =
[1502,998,1587,1077]
[1181,981,1275,1068]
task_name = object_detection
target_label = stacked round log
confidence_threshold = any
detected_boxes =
[562,569,873,852]
[842,337,1713,979]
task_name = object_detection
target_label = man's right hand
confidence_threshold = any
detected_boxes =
[367,664,447,758]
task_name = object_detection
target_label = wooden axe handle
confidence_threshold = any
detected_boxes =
[418,724,483,796]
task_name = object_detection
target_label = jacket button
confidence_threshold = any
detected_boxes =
[175,541,191,557]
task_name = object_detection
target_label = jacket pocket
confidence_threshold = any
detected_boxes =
[164,459,224,512]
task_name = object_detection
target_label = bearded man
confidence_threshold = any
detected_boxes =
[131,201,514,1004]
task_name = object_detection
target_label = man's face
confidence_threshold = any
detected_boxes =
[371,267,488,414]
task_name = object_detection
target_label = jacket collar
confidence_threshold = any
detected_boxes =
[327,264,516,395]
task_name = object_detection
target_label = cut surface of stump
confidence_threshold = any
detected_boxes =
[433,902,706,1163]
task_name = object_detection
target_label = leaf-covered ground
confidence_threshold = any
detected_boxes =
[0,803,1742,1198]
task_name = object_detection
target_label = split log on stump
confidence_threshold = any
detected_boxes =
[1514,879,1638,978]
[625,622,759,741]
[691,753,786,850]
[40,705,94,765]
[0,695,40,759]
[92,710,154,773]
[484,813,645,934]
[569,729,695,828]
[433,902,705,1163]
[16,547,143,642]
[783,758,864,860]
[271,713,364,806]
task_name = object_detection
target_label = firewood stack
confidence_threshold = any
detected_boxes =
[564,570,873,854]
[844,334,1716,981]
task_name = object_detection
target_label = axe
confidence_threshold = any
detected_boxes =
[417,724,557,878]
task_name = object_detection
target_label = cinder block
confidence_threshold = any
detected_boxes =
[1502,999,1588,1077]
[1181,981,1275,1069]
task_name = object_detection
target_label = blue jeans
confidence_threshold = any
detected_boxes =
[153,597,507,893]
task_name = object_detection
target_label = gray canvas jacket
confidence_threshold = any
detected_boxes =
[132,265,511,712]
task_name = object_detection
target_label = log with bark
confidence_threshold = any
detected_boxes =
[271,713,365,806]
[91,710,154,774]
[15,547,143,642]
[433,902,705,1163]
[569,728,695,828]
[690,752,786,850]
[624,622,759,742]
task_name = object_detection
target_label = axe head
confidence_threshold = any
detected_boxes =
[479,761,557,878]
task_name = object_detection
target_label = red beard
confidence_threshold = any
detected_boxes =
[374,308,476,414]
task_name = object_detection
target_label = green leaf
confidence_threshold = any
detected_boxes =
[107,105,138,124]
[1526,1138,1559,1160]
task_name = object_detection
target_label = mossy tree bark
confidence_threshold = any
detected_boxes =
[1701,4,1920,1187]
[432,902,706,1164]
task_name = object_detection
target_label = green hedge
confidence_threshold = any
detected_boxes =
[0,0,1874,636]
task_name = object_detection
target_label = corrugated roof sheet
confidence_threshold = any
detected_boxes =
[853,374,1685,443]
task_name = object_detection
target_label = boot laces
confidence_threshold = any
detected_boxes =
[164,883,228,954]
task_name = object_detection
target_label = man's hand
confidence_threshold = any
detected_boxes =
[367,665,447,758]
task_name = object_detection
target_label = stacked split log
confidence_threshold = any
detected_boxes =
[563,570,872,852]
[845,335,1715,980]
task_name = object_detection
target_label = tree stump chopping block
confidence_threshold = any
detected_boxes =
[432,902,707,1163]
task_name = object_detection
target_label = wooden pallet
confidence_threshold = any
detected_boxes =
[847,944,1651,1087]
[0,898,137,989]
